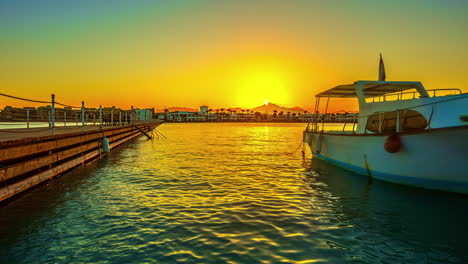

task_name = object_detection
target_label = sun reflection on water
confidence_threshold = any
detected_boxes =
[0,123,467,264]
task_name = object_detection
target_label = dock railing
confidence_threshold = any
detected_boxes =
[0,92,153,136]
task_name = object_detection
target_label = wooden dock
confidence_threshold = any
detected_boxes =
[0,122,161,203]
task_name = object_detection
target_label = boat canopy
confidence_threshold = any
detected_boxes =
[316,81,426,98]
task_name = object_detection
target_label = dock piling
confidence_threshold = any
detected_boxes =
[99,105,103,129]
[26,109,30,128]
[81,101,85,132]
[51,94,55,136]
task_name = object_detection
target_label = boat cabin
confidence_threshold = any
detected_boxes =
[312,80,464,134]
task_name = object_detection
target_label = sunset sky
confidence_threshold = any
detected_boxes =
[1,0,467,111]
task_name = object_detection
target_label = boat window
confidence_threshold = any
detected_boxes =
[400,110,427,131]
[366,112,397,133]
[381,112,398,133]
[365,113,382,132]
[366,110,427,133]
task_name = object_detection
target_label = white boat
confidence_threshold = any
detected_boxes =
[303,65,468,194]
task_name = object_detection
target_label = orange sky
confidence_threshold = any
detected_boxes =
[1,1,467,112]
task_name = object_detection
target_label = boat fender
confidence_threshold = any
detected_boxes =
[384,133,401,153]
[103,137,111,153]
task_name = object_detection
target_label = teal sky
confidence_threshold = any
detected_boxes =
[1,0,467,109]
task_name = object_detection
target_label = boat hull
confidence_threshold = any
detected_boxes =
[304,126,468,194]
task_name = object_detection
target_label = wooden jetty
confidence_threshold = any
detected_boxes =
[0,122,161,203]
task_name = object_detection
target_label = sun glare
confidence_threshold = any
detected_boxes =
[235,68,290,108]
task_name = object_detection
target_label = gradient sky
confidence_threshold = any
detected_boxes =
[1,0,467,111]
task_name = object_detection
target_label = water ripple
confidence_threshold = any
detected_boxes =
[1,123,467,263]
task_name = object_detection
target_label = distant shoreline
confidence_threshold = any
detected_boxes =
[159,120,355,124]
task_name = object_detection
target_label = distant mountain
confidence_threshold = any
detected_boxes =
[157,104,312,114]
[251,103,309,114]
[290,106,306,111]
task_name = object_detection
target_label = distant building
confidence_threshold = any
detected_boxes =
[200,106,209,114]
[135,109,153,121]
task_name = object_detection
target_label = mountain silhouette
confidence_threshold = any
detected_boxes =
[251,103,309,114]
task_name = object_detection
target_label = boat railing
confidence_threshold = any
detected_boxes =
[306,92,467,134]
[305,110,411,134]
[366,88,462,103]
[306,108,425,134]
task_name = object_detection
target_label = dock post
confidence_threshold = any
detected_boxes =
[51,94,55,136]
[99,105,103,129]
[26,109,30,128]
[111,109,114,127]
[81,101,85,132]
[64,112,67,127]
[119,111,122,126]
[125,112,128,124]
[130,106,134,124]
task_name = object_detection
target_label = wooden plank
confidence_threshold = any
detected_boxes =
[0,140,57,163]
[0,150,100,202]
[0,125,140,163]
[0,123,160,147]
[108,131,139,143]
[0,154,58,182]
[57,141,99,161]
[110,131,142,149]
[0,130,142,182]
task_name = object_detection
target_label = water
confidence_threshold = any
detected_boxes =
[0,123,467,263]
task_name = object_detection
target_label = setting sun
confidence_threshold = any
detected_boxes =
[234,66,290,108]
